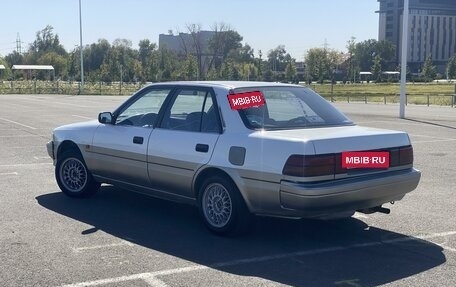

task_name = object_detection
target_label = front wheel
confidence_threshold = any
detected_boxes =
[55,150,100,198]
[198,175,251,236]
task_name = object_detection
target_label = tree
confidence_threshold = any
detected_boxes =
[138,39,159,82]
[304,48,330,83]
[37,52,67,79]
[208,23,243,69]
[346,37,358,83]
[29,25,67,60]
[0,56,12,79]
[285,60,297,83]
[422,55,437,82]
[371,54,382,82]
[446,54,456,79]
[267,45,287,72]
[182,54,198,80]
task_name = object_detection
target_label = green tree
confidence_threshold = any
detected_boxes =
[182,54,198,80]
[446,54,456,79]
[0,56,12,79]
[422,55,437,82]
[37,52,67,79]
[305,48,330,83]
[285,60,297,83]
[208,23,243,73]
[371,54,382,82]
[138,39,159,82]
[346,37,358,82]
[84,39,111,77]
[29,25,67,60]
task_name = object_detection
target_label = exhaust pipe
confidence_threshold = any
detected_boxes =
[357,206,391,214]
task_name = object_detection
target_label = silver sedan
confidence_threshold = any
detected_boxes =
[47,81,421,235]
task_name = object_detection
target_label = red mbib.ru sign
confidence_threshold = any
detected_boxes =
[228,91,265,110]
[342,151,389,169]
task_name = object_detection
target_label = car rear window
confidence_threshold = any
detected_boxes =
[234,86,353,130]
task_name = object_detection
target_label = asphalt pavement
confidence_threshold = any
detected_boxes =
[0,94,455,287]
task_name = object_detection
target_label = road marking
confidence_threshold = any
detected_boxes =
[0,135,41,138]
[0,163,52,167]
[15,97,91,108]
[0,117,37,130]
[413,139,456,143]
[60,230,456,287]
[142,275,169,287]
[73,240,134,252]
[0,172,18,176]
[33,156,50,160]
[409,134,455,140]
[72,115,93,120]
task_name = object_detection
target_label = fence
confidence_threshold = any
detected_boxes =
[1,80,456,107]
[320,92,456,107]
[0,80,143,96]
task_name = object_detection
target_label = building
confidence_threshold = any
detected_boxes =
[377,0,456,73]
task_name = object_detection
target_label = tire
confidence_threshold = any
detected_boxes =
[198,175,251,236]
[55,150,100,198]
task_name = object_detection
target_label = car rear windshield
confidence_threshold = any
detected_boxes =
[234,86,353,130]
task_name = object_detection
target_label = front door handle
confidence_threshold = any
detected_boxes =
[195,143,209,153]
[133,136,144,144]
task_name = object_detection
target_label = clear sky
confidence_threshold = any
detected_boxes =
[0,0,380,60]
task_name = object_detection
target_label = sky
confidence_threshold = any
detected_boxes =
[0,0,380,60]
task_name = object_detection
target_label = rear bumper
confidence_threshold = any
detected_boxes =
[279,168,421,218]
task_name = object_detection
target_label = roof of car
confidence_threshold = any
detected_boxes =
[148,81,302,89]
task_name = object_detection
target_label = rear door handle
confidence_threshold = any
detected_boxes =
[195,143,209,153]
[133,136,144,144]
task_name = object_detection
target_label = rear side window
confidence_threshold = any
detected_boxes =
[235,86,353,130]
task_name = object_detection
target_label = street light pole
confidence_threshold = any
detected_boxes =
[399,0,409,118]
[79,0,84,93]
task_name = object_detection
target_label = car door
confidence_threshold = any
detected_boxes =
[147,87,222,198]
[88,87,173,186]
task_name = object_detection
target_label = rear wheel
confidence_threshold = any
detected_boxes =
[55,150,100,198]
[198,175,251,236]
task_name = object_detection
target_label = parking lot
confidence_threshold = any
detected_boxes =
[0,94,455,287]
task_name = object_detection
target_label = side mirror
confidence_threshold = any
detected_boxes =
[98,112,113,124]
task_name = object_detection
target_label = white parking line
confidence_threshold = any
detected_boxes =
[142,275,169,287]
[0,135,41,138]
[413,139,456,143]
[0,172,18,176]
[73,240,134,253]
[409,134,455,140]
[0,163,52,167]
[60,230,456,287]
[0,117,37,130]
[72,115,93,120]
[33,156,51,160]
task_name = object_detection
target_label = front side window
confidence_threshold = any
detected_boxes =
[235,86,353,130]
[160,88,221,133]
[116,88,171,127]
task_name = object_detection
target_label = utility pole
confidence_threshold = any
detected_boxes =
[400,0,409,118]
[79,0,84,93]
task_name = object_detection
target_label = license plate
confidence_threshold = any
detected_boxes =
[342,151,389,169]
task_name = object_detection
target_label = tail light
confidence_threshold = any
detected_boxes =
[282,154,335,177]
[283,145,413,178]
[399,146,413,165]
[390,145,413,167]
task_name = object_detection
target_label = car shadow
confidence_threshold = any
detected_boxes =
[36,186,446,287]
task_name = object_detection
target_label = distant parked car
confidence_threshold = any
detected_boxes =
[47,81,421,235]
